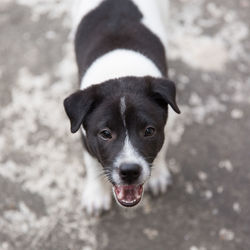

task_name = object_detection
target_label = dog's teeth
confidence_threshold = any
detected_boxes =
[121,199,138,204]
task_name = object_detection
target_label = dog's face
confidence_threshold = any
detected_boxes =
[64,76,180,207]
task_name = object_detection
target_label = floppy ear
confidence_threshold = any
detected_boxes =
[150,77,181,114]
[63,89,96,133]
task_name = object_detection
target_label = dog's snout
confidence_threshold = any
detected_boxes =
[119,163,141,183]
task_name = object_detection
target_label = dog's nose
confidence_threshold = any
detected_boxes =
[119,163,141,183]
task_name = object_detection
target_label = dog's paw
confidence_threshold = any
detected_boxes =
[81,180,112,216]
[146,165,172,196]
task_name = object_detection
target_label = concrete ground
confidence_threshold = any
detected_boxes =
[0,0,249,249]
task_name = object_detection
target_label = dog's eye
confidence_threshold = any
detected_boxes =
[144,127,156,137]
[99,129,112,140]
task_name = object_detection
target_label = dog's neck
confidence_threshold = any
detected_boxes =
[80,49,162,90]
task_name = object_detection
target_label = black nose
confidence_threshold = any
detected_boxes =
[119,163,141,183]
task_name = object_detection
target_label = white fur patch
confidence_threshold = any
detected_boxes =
[120,96,126,127]
[81,178,111,215]
[82,150,112,215]
[113,136,150,184]
[80,49,162,90]
[146,152,172,195]
[146,165,172,195]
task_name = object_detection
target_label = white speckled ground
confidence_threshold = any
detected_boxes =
[0,0,250,249]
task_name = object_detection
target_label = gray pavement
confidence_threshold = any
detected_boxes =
[0,0,249,250]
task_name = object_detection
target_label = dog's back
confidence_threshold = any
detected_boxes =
[72,0,169,90]
[72,0,168,44]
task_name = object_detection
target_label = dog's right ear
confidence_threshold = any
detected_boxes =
[63,88,96,133]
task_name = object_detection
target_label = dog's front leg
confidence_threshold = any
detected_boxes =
[146,110,177,195]
[81,150,112,215]
[146,136,172,195]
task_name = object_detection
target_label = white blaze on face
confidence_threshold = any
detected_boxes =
[120,96,126,126]
[114,136,150,182]
[112,97,150,184]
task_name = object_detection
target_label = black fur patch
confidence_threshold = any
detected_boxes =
[75,0,167,82]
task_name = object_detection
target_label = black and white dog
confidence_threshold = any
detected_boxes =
[64,0,180,215]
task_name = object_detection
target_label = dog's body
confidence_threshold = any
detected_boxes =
[64,0,180,215]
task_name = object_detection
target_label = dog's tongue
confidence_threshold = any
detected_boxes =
[113,184,143,207]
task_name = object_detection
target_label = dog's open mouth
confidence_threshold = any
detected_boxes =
[113,184,144,207]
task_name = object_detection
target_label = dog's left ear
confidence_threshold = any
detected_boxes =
[63,88,97,133]
[149,77,181,114]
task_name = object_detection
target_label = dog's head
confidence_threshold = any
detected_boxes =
[64,76,180,207]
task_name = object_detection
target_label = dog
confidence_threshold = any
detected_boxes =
[64,0,181,215]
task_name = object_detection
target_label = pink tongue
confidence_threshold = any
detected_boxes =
[114,185,143,204]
